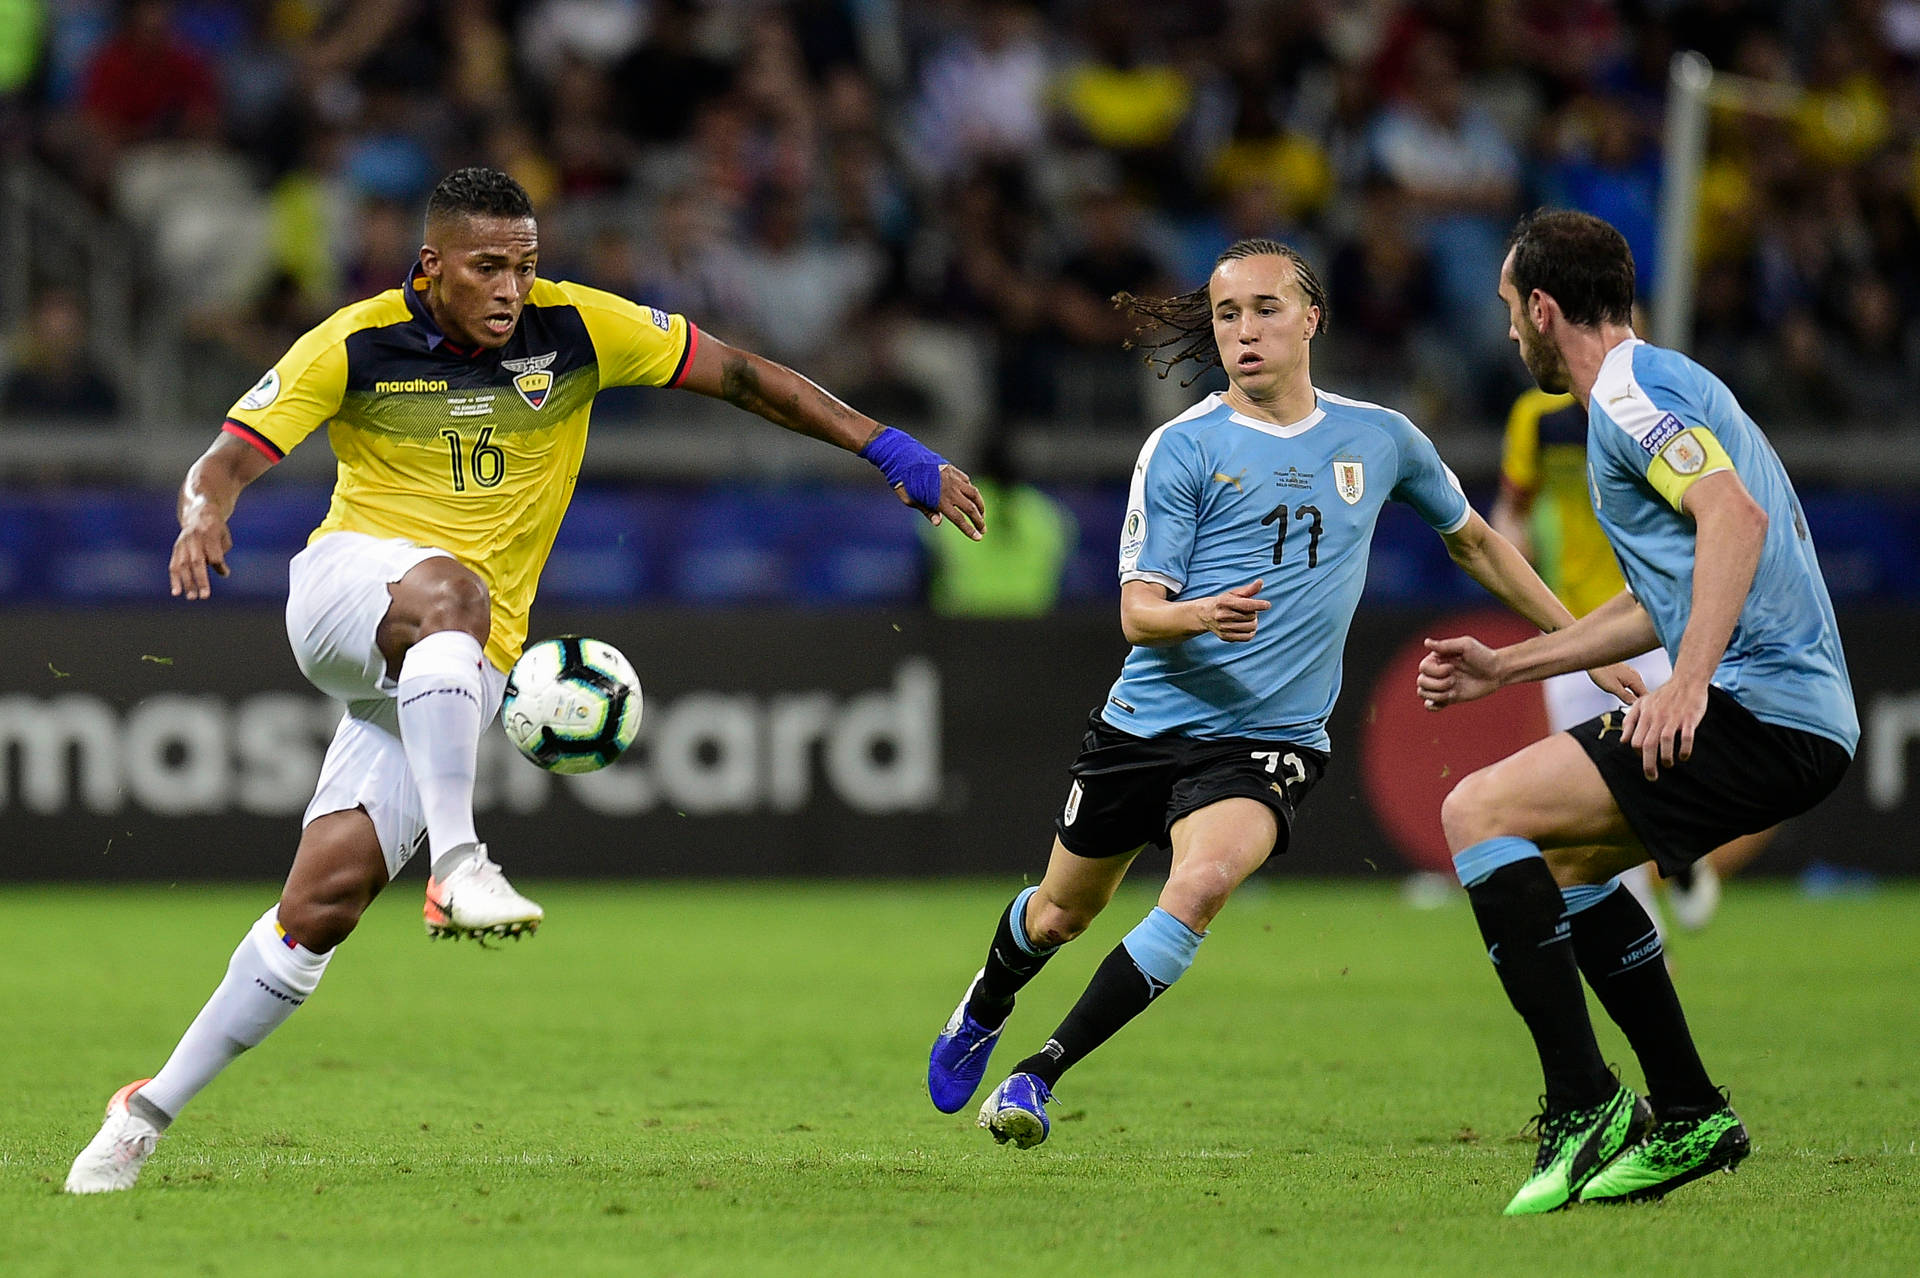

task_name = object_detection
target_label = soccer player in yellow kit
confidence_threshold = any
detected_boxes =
[64,167,984,1194]
[1491,388,1764,935]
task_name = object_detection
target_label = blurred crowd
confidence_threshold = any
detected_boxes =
[5,0,1920,448]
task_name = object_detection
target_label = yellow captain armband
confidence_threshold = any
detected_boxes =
[1645,425,1734,511]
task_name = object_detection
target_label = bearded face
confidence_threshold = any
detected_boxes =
[1515,306,1572,394]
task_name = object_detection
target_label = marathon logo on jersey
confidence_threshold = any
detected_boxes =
[503,351,557,410]
[375,378,450,393]
[1333,458,1365,505]
[1640,411,1687,456]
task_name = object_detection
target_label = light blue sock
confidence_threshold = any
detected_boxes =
[1006,885,1053,956]
[1121,907,1206,989]
[1452,835,1544,888]
[1561,877,1623,914]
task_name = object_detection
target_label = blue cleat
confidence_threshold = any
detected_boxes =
[928,969,1004,1114]
[977,1072,1053,1148]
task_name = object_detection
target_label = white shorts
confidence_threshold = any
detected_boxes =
[1543,647,1674,733]
[286,532,507,878]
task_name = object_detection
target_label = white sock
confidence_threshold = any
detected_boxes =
[396,630,486,871]
[139,907,333,1122]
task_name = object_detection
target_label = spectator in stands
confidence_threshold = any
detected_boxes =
[1369,31,1521,361]
[922,432,1074,618]
[70,0,221,197]
[612,0,736,148]
[1537,94,1664,293]
[908,0,1048,182]
[0,287,121,420]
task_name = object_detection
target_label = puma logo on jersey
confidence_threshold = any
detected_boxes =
[1597,711,1621,740]
[1212,470,1247,492]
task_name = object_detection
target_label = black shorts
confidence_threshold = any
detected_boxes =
[1568,685,1851,876]
[1052,711,1328,859]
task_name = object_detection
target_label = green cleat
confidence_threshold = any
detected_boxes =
[1579,1101,1749,1203]
[1503,1084,1652,1215]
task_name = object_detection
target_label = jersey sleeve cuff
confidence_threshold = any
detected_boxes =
[1121,569,1183,593]
[668,321,699,388]
[1435,503,1472,535]
[222,418,284,462]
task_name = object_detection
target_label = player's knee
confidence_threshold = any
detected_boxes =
[1028,897,1096,947]
[276,892,365,952]
[278,863,380,951]
[1440,768,1505,851]
[410,564,491,642]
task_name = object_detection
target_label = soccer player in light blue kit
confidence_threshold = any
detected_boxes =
[1419,210,1857,1213]
[925,238,1644,1148]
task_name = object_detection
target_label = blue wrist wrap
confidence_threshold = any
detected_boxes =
[859,427,947,509]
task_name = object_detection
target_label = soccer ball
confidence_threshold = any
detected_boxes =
[501,636,643,773]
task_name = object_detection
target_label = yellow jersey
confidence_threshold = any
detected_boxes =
[224,268,695,672]
[1500,387,1624,618]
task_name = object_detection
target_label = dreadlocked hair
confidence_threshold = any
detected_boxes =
[1113,239,1329,386]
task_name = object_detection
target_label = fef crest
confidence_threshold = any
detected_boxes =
[513,370,552,410]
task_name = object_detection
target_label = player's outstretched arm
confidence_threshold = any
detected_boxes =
[675,331,985,539]
[1419,589,1660,709]
[171,432,274,600]
[1437,511,1649,698]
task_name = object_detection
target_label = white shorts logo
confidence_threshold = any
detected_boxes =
[1062,779,1083,826]
[1660,429,1708,476]
[239,369,280,411]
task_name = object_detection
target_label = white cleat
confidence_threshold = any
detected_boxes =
[1668,861,1722,932]
[65,1079,162,1194]
[424,846,544,941]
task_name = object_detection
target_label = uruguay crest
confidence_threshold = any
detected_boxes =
[1333,458,1365,505]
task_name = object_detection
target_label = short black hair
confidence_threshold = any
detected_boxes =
[425,167,535,229]
[1506,209,1635,327]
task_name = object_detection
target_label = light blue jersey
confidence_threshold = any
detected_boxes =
[1107,390,1470,748]
[1586,338,1858,753]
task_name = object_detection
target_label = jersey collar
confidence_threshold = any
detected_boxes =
[405,263,484,358]
[1218,390,1326,438]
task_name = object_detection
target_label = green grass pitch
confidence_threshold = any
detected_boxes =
[4,879,1915,1277]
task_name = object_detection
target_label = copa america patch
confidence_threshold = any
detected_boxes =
[238,369,279,411]
[1120,509,1146,567]
[1639,411,1687,456]
[649,306,672,332]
